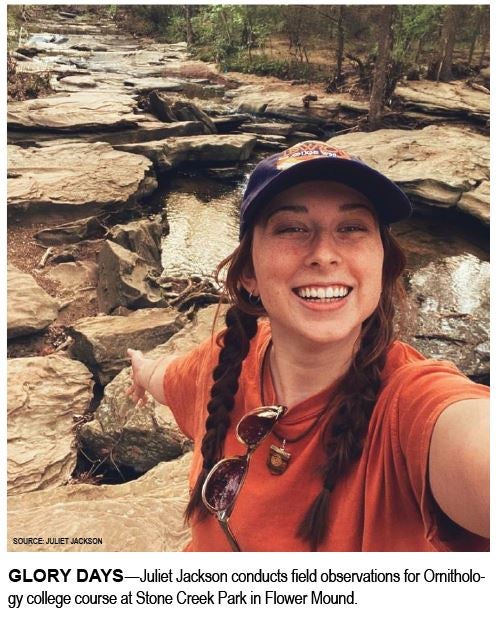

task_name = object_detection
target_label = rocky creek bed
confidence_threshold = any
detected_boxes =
[7,8,489,551]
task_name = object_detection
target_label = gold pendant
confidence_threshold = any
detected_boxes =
[267,440,291,475]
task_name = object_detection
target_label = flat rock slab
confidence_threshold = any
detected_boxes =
[123,76,187,93]
[117,133,257,172]
[231,85,342,124]
[34,215,107,246]
[212,114,251,132]
[7,453,192,551]
[7,265,59,339]
[329,125,489,223]
[8,141,157,220]
[79,305,225,473]
[8,119,208,146]
[68,307,188,385]
[58,75,97,88]
[395,80,489,122]
[242,121,295,136]
[8,355,94,496]
[8,91,138,132]
[404,254,489,380]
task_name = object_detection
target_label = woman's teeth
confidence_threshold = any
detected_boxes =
[295,286,350,301]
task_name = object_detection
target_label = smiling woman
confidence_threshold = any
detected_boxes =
[127,141,489,552]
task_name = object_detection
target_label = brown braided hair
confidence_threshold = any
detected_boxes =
[185,221,406,550]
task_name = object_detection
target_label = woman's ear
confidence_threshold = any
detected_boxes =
[240,265,259,298]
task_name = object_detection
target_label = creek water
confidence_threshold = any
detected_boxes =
[161,175,243,279]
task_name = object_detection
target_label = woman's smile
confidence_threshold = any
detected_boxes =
[293,283,352,305]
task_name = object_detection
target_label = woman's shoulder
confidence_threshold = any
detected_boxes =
[383,340,465,382]
[380,339,489,402]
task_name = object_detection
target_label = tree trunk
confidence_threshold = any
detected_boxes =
[436,5,460,82]
[369,5,393,131]
[336,5,344,80]
[414,34,424,66]
[478,7,489,69]
[467,7,481,66]
[184,5,193,47]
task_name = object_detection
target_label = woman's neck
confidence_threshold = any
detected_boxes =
[268,330,358,409]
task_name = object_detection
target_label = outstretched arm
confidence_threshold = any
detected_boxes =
[428,398,489,537]
[126,349,171,407]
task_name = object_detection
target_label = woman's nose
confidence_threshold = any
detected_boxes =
[305,231,342,267]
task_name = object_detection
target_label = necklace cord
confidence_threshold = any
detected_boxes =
[260,339,331,444]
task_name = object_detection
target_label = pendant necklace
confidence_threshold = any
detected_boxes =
[260,340,330,476]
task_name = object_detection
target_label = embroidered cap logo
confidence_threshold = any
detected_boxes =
[274,141,353,171]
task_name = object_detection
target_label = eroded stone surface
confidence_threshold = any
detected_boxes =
[8,91,139,131]
[328,125,489,222]
[8,141,157,220]
[116,133,257,172]
[96,240,166,314]
[107,217,163,268]
[7,265,59,339]
[8,119,208,146]
[394,80,490,122]
[8,355,94,495]
[8,453,192,551]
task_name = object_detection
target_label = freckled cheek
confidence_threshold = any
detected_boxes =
[253,258,294,306]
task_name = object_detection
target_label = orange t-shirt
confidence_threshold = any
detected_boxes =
[163,321,489,552]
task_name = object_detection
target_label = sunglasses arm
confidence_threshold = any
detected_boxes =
[217,512,242,552]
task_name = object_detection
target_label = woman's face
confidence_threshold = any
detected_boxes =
[242,180,384,349]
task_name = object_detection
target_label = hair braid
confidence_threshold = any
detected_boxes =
[185,305,258,522]
[297,327,386,549]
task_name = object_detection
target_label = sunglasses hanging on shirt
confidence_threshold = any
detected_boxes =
[201,404,287,551]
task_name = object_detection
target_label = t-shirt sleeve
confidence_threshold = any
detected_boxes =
[162,335,219,440]
[394,360,489,551]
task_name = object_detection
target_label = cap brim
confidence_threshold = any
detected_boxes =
[241,156,411,236]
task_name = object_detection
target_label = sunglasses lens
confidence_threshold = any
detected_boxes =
[237,414,276,446]
[204,458,247,512]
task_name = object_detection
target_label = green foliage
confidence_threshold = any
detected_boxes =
[393,5,442,61]
[192,5,273,62]
[219,53,319,80]
[116,5,182,38]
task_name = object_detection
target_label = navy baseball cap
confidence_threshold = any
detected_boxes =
[239,140,412,238]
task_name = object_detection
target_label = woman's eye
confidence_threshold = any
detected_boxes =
[338,224,368,233]
[275,225,308,234]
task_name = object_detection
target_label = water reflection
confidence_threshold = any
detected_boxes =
[403,253,489,380]
[161,176,242,279]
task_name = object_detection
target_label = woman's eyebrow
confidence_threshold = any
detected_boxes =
[266,202,373,220]
[265,205,308,221]
[339,203,374,213]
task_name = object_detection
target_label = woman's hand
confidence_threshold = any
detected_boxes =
[126,348,150,407]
